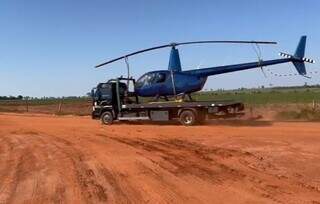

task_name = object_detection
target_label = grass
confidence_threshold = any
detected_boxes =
[0,98,90,107]
[1,87,320,106]
[0,98,91,115]
[276,108,320,121]
[193,87,320,105]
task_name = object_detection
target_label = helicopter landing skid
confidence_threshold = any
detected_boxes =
[153,95,169,102]
[181,93,193,102]
[153,93,193,102]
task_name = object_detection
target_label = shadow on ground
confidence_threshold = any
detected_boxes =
[116,119,273,127]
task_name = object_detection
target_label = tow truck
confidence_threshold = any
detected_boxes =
[91,77,245,126]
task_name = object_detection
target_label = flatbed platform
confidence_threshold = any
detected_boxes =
[93,99,244,125]
[121,100,243,109]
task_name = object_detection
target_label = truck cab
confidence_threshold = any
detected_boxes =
[91,78,139,121]
[92,80,131,105]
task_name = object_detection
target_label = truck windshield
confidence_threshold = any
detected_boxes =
[93,83,112,102]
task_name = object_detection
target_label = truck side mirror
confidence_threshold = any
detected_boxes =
[91,89,99,101]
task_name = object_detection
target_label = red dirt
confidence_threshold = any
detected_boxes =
[0,113,320,203]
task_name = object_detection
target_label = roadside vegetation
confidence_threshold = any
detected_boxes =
[1,85,320,120]
[193,86,320,105]
[276,108,320,121]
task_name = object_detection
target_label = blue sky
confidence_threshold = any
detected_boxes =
[0,0,319,97]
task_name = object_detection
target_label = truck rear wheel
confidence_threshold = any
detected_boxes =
[101,111,113,125]
[179,110,196,126]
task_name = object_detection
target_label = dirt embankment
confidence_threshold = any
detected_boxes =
[0,113,320,203]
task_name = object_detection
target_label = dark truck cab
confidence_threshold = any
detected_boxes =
[91,77,244,126]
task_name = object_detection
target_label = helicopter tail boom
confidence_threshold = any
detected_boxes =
[183,58,292,77]
[184,36,314,77]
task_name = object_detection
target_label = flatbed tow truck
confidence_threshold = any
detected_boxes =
[91,77,245,126]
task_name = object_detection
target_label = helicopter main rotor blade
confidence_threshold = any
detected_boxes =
[95,40,277,68]
[95,44,172,68]
[176,40,277,46]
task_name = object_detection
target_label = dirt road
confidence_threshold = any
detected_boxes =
[0,113,319,203]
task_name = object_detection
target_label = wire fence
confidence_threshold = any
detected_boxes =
[0,99,92,115]
[0,96,319,118]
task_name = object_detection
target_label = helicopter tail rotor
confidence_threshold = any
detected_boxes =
[279,36,315,76]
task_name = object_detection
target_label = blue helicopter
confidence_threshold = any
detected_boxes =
[95,36,314,100]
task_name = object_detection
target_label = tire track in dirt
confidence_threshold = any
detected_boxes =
[43,135,109,203]
[70,133,151,203]
[0,135,50,203]
[0,130,146,203]
[108,137,248,183]
[40,133,134,203]
[135,160,202,203]
[91,133,195,203]
[0,133,69,203]
[0,132,108,203]
[0,134,34,203]
[106,136,320,203]
[1,114,320,203]
[47,133,145,204]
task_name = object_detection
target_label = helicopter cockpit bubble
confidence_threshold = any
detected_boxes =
[155,73,166,83]
[136,72,167,88]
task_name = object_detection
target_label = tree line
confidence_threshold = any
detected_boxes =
[0,95,90,101]
[0,95,23,100]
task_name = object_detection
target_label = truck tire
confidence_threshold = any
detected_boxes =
[101,111,113,125]
[179,110,196,126]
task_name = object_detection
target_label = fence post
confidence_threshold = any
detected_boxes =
[25,98,29,112]
[312,100,315,111]
[58,99,63,113]
[250,106,253,118]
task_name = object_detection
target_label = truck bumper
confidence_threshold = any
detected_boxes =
[91,108,101,119]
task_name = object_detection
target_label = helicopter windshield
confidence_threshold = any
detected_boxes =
[136,72,166,88]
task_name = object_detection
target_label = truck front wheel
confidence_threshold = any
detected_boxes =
[101,111,113,125]
[179,110,196,126]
